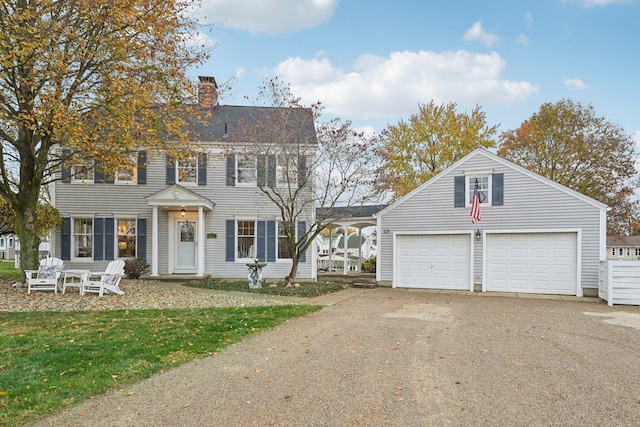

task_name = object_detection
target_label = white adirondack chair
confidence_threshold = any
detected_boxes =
[25,257,65,294]
[81,260,126,296]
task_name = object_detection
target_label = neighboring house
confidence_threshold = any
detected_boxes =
[0,234,16,260]
[375,148,607,297]
[51,76,316,280]
[606,236,640,260]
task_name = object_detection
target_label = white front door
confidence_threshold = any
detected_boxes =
[175,220,197,273]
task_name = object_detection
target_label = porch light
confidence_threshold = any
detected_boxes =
[180,207,186,217]
[475,229,482,242]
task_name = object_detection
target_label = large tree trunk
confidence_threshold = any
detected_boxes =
[15,205,41,274]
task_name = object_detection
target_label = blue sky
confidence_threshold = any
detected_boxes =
[190,0,639,145]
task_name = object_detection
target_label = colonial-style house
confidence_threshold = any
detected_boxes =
[51,76,317,280]
[606,235,640,260]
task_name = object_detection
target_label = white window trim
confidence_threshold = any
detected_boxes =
[236,155,258,187]
[175,158,198,186]
[464,174,492,207]
[71,216,95,262]
[116,218,138,259]
[71,161,95,184]
[115,155,138,185]
[235,218,257,261]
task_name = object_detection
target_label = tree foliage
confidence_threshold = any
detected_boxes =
[375,101,498,200]
[0,0,208,271]
[232,78,379,284]
[0,197,61,237]
[497,98,639,235]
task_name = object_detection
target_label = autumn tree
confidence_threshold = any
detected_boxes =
[0,0,209,272]
[0,197,61,237]
[497,99,639,235]
[231,78,378,284]
[375,101,498,200]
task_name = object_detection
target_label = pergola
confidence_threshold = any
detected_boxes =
[316,205,386,275]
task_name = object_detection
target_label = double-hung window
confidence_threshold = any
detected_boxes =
[177,157,198,184]
[467,176,490,205]
[277,222,294,259]
[73,218,93,258]
[115,153,138,184]
[237,220,255,259]
[117,219,137,258]
[72,160,94,183]
[237,155,257,185]
[277,157,298,187]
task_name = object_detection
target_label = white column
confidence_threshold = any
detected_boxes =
[342,224,348,275]
[197,206,205,277]
[151,206,158,276]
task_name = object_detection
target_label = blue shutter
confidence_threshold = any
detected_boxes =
[454,176,465,207]
[137,218,147,260]
[298,156,307,187]
[166,155,175,185]
[94,218,104,261]
[256,220,266,262]
[226,153,235,186]
[267,155,276,187]
[266,221,276,262]
[297,221,307,263]
[61,150,71,183]
[492,173,504,206]
[61,217,71,260]
[198,153,207,185]
[225,219,235,261]
[104,218,114,260]
[137,151,147,184]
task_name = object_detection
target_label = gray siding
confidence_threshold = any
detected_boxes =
[378,151,603,290]
[53,147,313,279]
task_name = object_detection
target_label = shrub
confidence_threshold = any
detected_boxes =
[361,256,376,273]
[124,257,150,279]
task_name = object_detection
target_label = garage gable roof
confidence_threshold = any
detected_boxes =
[376,148,608,218]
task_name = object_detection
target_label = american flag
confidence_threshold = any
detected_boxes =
[470,180,481,224]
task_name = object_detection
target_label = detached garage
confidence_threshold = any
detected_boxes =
[376,149,607,297]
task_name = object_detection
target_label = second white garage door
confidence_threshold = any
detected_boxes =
[485,232,578,295]
[396,234,471,290]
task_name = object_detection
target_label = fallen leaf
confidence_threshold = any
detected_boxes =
[0,391,8,396]
[269,420,276,426]
[117,405,122,411]
[183,403,191,408]
[438,355,446,359]
[244,375,250,379]
[418,377,425,381]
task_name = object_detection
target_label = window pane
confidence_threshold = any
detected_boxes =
[117,219,136,258]
[277,222,294,259]
[237,155,257,184]
[237,220,255,258]
[177,158,197,183]
[116,153,138,182]
[277,157,297,186]
[73,160,94,181]
[74,218,93,258]
[468,176,489,204]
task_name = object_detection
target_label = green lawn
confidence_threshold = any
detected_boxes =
[0,304,322,426]
[0,259,22,279]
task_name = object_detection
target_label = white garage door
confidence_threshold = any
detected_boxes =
[396,234,471,290]
[486,232,577,295]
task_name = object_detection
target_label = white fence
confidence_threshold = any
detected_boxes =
[599,260,640,306]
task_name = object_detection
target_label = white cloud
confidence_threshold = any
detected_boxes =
[516,33,529,46]
[525,11,533,24]
[463,22,499,47]
[273,50,539,120]
[199,0,338,34]
[567,0,634,7]
[563,77,588,89]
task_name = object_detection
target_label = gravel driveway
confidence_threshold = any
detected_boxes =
[30,288,640,427]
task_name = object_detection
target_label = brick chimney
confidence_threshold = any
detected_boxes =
[198,76,218,108]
